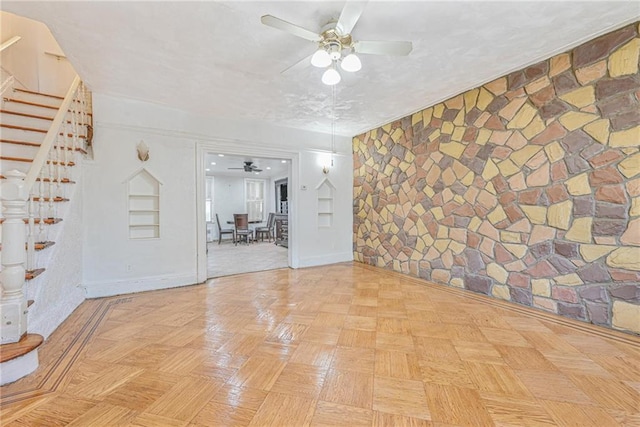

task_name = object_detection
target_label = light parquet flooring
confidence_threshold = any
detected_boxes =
[1,262,639,426]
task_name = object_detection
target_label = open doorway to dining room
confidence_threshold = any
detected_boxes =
[204,152,290,278]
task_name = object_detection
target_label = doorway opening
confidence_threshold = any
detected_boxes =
[204,152,290,278]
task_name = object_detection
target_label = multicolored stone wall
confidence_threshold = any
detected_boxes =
[353,23,640,334]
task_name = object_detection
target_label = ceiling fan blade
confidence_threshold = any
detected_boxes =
[281,52,313,75]
[354,40,413,56]
[228,167,245,170]
[336,1,368,35]
[253,169,263,172]
[261,15,321,42]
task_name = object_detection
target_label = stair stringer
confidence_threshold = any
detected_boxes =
[26,162,85,339]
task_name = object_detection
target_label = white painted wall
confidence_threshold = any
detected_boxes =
[213,175,246,228]
[82,109,198,297]
[83,93,353,297]
[1,12,76,95]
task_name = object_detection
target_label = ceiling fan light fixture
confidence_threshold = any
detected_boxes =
[322,67,341,85]
[340,53,361,72]
[311,48,332,67]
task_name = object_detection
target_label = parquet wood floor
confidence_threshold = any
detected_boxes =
[1,262,639,426]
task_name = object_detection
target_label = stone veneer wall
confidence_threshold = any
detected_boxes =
[353,23,640,334]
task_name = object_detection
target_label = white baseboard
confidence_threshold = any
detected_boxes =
[83,273,199,298]
[297,252,353,268]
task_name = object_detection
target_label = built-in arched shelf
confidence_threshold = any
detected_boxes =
[316,177,335,228]
[124,168,162,239]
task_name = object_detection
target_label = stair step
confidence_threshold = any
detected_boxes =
[0,157,76,167]
[33,241,55,251]
[0,156,32,163]
[27,300,34,308]
[14,88,64,100]
[0,218,62,225]
[0,109,54,121]
[3,98,58,110]
[0,139,88,155]
[25,268,45,281]
[0,175,76,184]
[32,196,69,202]
[0,241,55,251]
[0,139,40,147]
[36,177,76,184]
[0,333,44,363]
[3,98,92,116]
[0,123,48,134]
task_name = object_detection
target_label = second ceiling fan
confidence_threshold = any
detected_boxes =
[229,161,263,173]
[261,0,412,85]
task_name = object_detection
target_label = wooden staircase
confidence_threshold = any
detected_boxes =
[0,83,91,385]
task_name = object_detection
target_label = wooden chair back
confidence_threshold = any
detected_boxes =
[215,213,224,232]
[234,213,249,231]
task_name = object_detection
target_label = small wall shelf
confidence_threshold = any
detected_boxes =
[125,168,162,239]
[316,178,335,228]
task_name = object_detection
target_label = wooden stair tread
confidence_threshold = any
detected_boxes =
[0,333,44,363]
[14,87,65,100]
[0,218,62,225]
[0,157,76,167]
[2,98,58,110]
[0,156,32,163]
[0,241,55,251]
[35,177,76,184]
[0,139,40,147]
[0,124,48,133]
[0,140,87,155]
[3,98,93,116]
[32,197,69,202]
[0,110,54,121]
[25,268,45,281]
[0,175,77,184]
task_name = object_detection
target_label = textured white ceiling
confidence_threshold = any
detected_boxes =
[3,1,638,136]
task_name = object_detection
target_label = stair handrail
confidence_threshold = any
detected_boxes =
[24,75,81,191]
[0,36,21,53]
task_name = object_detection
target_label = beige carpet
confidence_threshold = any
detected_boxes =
[207,239,288,278]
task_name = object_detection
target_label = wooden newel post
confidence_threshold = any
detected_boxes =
[1,169,29,344]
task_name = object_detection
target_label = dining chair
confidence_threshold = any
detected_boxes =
[233,213,254,245]
[255,212,276,242]
[216,213,235,244]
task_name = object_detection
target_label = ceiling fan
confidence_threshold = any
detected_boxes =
[228,161,263,173]
[261,0,412,85]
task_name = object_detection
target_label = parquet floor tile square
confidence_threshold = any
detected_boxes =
[480,393,556,426]
[514,371,594,405]
[319,369,374,408]
[310,400,373,427]
[247,392,315,427]
[330,346,376,374]
[371,411,433,427]
[227,356,287,391]
[423,382,494,426]
[128,412,190,427]
[269,363,328,398]
[2,263,639,426]
[145,376,222,421]
[374,349,422,380]
[372,377,431,420]
[191,401,257,427]
[65,402,138,426]
[541,400,622,426]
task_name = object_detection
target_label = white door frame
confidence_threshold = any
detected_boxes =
[195,141,299,283]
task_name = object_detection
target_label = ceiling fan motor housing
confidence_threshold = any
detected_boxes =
[320,26,354,60]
